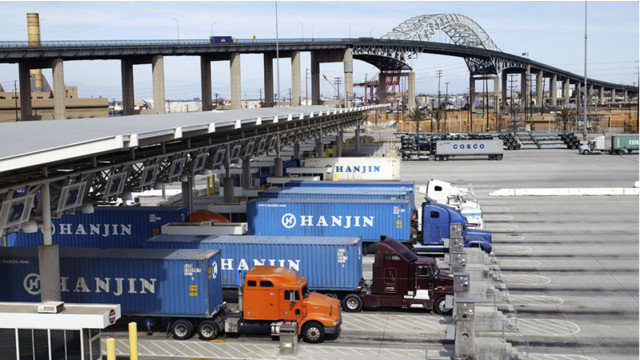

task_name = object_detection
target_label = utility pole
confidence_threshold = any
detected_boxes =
[14,80,19,121]
[259,88,263,106]
[508,74,517,128]
[288,88,292,104]
[436,70,443,109]
[482,77,486,131]
[445,82,449,133]
[334,77,342,100]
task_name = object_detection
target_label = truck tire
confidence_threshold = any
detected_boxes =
[496,154,503,160]
[434,297,452,315]
[342,293,364,312]
[197,320,220,340]
[171,319,194,340]
[301,321,325,343]
[583,150,589,155]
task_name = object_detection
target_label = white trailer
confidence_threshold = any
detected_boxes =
[303,157,400,180]
[434,139,503,160]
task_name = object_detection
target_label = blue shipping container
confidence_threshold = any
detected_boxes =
[284,180,415,188]
[258,186,414,210]
[8,206,188,248]
[0,247,223,318]
[247,198,411,242]
[283,180,416,210]
[144,235,362,291]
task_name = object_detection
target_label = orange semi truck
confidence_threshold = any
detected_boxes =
[223,265,342,343]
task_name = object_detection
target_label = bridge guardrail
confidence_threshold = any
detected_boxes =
[0,38,352,48]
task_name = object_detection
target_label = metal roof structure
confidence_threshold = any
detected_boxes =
[0,105,382,235]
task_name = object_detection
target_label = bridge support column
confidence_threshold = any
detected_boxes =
[563,79,570,105]
[600,87,606,104]
[624,90,628,102]
[18,63,32,121]
[576,82,582,107]
[588,84,594,105]
[311,52,320,105]
[550,74,557,107]
[121,59,135,116]
[336,130,343,157]
[201,57,212,111]
[521,68,530,111]
[501,72,508,110]
[408,72,416,109]
[611,89,616,103]
[343,48,353,107]
[291,51,301,106]
[378,72,387,104]
[52,59,66,120]
[152,55,166,114]
[264,53,274,107]
[536,71,543,108]
[469,75,475,112]
[230,52,241,109]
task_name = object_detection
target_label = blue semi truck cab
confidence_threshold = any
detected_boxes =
[413,201,492,253]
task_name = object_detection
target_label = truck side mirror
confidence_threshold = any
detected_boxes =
[286,290,297,304]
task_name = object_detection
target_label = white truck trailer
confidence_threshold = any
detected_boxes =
[434,139,503,160]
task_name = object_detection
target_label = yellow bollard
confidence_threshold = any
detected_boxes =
[128,322,138,360]
[106,338,116,360]
[206,176,211,197]
[332,145,336,157]
[345,140,349,151]
[324,147,329,158]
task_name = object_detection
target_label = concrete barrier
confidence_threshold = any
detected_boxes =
[491,187,639,197]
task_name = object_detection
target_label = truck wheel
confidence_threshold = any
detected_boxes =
[197,320,220,340]
[496,154,503,160]
[301,321,325,343]
[342,293,363,312]
[171,319,194,340]
[434,297,452,315]
[583,150,589,155]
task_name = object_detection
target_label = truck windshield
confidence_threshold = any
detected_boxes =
[301,285,309,298]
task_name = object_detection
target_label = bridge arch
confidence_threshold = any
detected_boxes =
[381,13,500,52]
[380,13,503,74]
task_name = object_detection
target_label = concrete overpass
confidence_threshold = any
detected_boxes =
[0,13,636,120]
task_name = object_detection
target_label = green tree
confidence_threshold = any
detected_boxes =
[556,107,573,132]
[407,107,424,135]
[433,109,443,133]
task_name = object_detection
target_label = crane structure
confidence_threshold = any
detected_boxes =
[322,74,340,100]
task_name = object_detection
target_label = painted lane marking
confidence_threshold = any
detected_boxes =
[518,319,580,336]
[499,273,552,285]
[509,295,564,305]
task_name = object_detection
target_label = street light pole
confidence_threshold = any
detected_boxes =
[172,18,180,40]
[297,21,304,40]
[582,1,588,140]
[210,22,216,36]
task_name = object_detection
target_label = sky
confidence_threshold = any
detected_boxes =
[0,1,637,101]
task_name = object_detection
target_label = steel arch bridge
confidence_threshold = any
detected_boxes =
[356,13,520,75]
